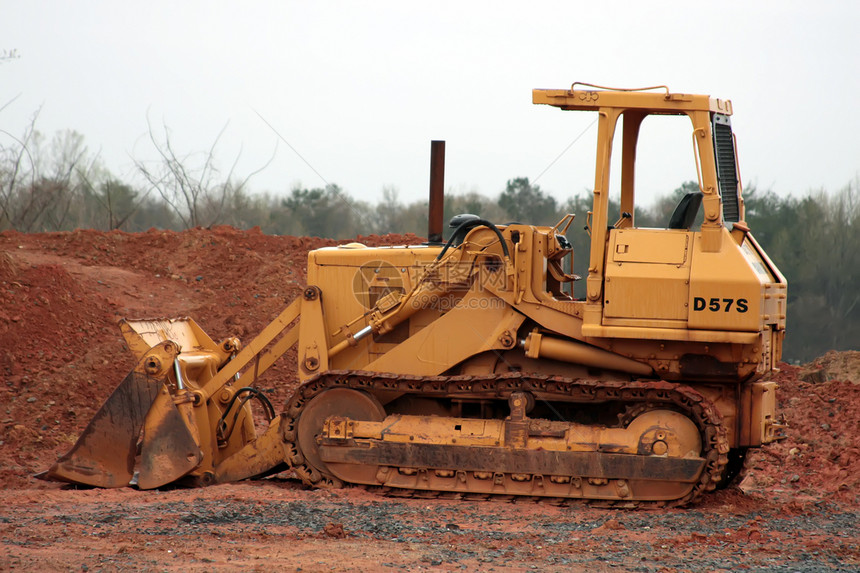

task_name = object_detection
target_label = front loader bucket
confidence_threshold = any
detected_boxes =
[41,340,202,488]
[44,301,304,489]
[135,384,203,489]
[120,317,225,362]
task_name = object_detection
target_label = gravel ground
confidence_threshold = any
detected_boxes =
[1,482,858,571]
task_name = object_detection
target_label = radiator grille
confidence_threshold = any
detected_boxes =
[712,117,740,222]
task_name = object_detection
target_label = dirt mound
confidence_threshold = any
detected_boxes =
[1,226,858,512]
[741,357,860,506]
[799,350,860,384]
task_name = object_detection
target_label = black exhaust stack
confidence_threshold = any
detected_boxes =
[428,140,445,243]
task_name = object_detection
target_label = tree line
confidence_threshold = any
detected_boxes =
[1,125,857,362]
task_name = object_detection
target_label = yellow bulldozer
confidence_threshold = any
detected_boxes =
[43,84,787,506]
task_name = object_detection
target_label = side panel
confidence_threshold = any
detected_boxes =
[687,230,762,332]
[604,229,692,324]
[602,227,767,333]
[305,244,442,372]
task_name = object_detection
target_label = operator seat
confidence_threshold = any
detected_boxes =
[667,192,703,230]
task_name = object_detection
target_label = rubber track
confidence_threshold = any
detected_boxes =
[280,370,729,508]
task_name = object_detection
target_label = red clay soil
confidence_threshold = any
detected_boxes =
[1,227,858,571]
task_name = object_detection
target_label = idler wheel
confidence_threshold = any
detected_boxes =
[297,388,386,484]
[626,409,702,459]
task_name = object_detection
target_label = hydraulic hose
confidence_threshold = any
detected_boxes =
[435,219,511,261]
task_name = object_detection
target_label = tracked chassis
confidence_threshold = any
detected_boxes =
[283,371,729,507]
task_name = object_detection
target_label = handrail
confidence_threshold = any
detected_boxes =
[571,82,670,96]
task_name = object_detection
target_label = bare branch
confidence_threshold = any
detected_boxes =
[133,117,271,229]
[0,108,40,229]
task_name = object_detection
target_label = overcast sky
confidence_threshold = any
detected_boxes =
[2,1,858,209]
